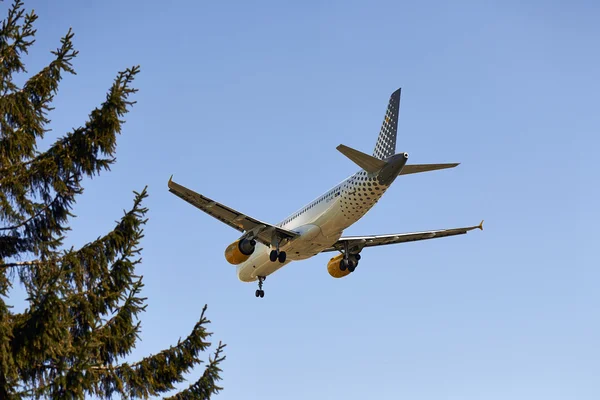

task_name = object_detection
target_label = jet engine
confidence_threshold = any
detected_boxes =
[224,238,256,265]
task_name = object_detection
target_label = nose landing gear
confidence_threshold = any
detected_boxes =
[255,276,266,298]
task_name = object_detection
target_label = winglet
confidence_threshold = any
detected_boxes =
[478,220,484,231]
[168,175,174,188]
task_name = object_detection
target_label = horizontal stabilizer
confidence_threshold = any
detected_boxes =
[400,163,460,175]
[337,144,386,173]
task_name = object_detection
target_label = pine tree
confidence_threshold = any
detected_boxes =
[0,1,225,398]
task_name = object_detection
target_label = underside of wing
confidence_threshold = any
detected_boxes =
[322,221,484,254]
[168,176,298,246]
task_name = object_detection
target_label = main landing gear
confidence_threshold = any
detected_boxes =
[340,253,360,272]
[339,241,361,273]
[269,249,286,263]
[255,276,266,298]
[269,234,287,263]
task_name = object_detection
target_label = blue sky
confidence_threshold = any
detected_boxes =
[14,0,599,398]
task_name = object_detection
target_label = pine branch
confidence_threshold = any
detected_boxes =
[0,26,77,167]
[105,305,217,399]
[32,306,224,400]
[0,66,139,260]
[0,1,37,94]
[0,186,70,231]
[0,174,79,259]
[0,259,40,268]
[92,277,147,363]
[6,189,148,397]
[164,342,226,400]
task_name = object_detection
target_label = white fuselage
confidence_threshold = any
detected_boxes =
[236,169,391,282]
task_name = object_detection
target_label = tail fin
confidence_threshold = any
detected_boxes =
[373,88,401,160]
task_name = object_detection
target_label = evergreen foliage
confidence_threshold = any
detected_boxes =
[0,1,225,398]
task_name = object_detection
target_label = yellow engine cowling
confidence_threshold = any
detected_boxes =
[224,239,255,265]
[327,254,351,278]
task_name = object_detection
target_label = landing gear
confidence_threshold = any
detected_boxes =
[339,258,358,272]
[339,241,360,273]
[269,234,287,263]
[269,249,287,263]
[255,276,266,298]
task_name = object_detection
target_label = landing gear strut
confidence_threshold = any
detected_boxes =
[255,276,265,298]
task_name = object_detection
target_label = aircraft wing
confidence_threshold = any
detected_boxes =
[168,177,299,246]
[322,221,484,253]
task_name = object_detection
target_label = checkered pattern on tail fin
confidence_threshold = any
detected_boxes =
[372,88,401,160]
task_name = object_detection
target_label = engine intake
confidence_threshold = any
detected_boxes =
[224,238,256,265]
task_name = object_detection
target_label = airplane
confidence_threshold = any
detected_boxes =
[168,88,483,298]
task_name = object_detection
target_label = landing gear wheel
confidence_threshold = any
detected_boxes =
[355,254,361,261]
[278,251,287,263]
[269,250,278,262]
[259,290,264,298]
[255,290,260,297]
[340,259,348,271]
[348,261,356,273]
